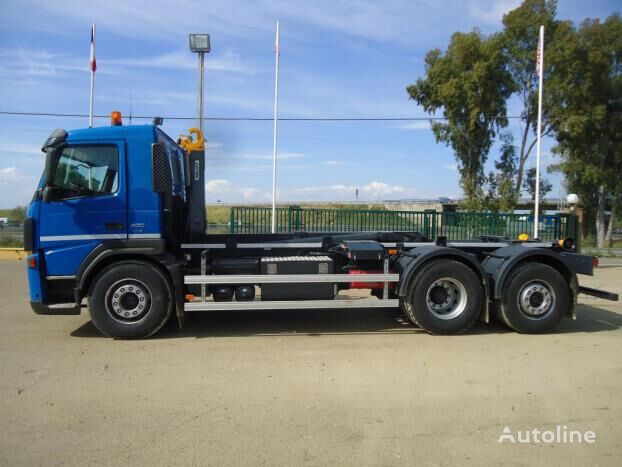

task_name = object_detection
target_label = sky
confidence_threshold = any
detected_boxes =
[0,0,619,207]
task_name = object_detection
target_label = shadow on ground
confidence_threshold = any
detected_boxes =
[70,303,621,339]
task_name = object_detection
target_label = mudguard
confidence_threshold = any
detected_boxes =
[480,245,580,299]
[394,245,490,322]
[481,245,580,319]
[74,241,185,328]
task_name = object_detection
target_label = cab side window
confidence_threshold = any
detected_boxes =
[52,146,119,198]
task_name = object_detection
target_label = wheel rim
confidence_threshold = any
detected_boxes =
[104,279,152,324]
[425,277,468,320]
[517,280,556,319]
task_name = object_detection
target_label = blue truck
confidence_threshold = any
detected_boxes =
[24,113,618,338]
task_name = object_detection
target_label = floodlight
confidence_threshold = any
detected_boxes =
[189,34,211,53]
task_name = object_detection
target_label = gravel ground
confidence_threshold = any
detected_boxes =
[0,260,620,466]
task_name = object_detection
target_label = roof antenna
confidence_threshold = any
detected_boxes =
[129,92,133,125]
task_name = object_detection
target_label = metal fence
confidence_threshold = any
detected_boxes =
[0,224,24,245]
[229,206,579,242]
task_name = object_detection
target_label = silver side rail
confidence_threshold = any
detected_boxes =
[185,273,399,285]
[185,298,400,312]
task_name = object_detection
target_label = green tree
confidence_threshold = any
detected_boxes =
[485,132,519,211]
[546,14,622,247]
[407,30,514,209]
[8,206,26,223]
[500,0,559,200]
[522,167,552,208]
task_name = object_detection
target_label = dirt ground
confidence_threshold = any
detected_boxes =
[0,260,620,466]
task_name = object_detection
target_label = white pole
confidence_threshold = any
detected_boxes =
[534,25,544,239]
[271,20,280,234]
[198,52,205,135]
[89,23,96,128]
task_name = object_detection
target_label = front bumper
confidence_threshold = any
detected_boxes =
[30,301,81,315]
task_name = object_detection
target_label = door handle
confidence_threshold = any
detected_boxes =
[105,222,124,230]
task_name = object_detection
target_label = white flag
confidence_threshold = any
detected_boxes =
[90,24,96,72]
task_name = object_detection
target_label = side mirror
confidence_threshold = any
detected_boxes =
[43,147,57,188]
[42,186,54,203]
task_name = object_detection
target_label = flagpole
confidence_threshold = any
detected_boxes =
[89,23,96,128]
[534,25,544,240]
[271,20,280,234]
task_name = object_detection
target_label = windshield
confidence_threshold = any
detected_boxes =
[51,145,119,197]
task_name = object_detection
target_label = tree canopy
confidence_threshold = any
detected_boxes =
[408,0,621,246]
[501,0,558,203]
[546,14,622,246]
[407,30,514,209]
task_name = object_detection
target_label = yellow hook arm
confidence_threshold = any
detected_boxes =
[178,127,205,151]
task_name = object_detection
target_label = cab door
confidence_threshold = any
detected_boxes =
[39,141,127,276]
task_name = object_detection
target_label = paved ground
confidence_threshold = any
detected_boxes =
[0,260,620,466]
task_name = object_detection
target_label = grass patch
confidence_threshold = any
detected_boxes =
[0,238,24,248]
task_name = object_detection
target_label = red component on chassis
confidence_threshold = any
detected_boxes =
[348,269,395,290]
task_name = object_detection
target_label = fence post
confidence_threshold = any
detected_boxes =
[229,208,235,233]
[423,209,436,239]
[295,206,302,231]
[287,205,302,232]
[554,213,561,240]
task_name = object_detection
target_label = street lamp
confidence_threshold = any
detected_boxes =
[189,34,211,134]
[567,193,579,212]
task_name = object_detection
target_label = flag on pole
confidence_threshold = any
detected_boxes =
[535,38,542,77]
[90,24,97,72]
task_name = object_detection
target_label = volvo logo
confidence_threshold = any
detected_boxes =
[130,223,145,229]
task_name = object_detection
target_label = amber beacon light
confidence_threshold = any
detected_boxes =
[111,111,123,126]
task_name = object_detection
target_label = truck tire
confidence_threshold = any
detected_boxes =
[401,260,482,335]
[87,261,173,339]
[497,262,568,333]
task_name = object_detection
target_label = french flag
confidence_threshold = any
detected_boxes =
[90,24,96,72]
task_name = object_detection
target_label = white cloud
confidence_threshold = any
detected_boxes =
[5,0,480,45]
[397,121,431,131]
[0,167,19,184]
[206,179,231,193]
[0,142,42,155]
[205,180,415,203]
[239,187,267,200]
[284,180,414,200]
[0,166,40,207]
[0,48,115,78]
[240,152,305,161]
[362,181,405,196]
[443,163,458,171]
[102,49,259,74]
[467,0,522,24]
[321,160,348,166]
[205,179,270,203]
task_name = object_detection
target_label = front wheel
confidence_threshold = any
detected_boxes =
[401,260,483,335]
[497,263,569,333]
[88,261,173,338]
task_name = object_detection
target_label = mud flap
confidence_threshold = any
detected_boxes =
[165,261,186,330]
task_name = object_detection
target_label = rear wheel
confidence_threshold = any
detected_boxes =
[401,260,483,335]
[497,263,569,333]
[88,261,173,338]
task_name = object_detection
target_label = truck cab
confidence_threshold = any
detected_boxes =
[25,121,193,318]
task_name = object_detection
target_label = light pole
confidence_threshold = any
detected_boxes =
[271,21,280,233]
[189,34,211,134]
